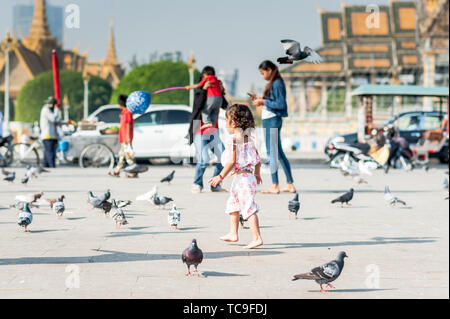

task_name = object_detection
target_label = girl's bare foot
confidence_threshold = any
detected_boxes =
[261,185,280,194]
[244,238,263,249]
[220,234,238,242]
[281,184,296,193]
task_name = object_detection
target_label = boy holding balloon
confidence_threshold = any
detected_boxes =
[109,94,137,178]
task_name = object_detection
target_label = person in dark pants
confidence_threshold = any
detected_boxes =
[251,60,296,194]
[39,97,64,168]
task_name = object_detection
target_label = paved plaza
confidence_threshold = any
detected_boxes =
[0,164,448,299]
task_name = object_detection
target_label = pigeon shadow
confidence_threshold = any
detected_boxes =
[0,249,284,266]
[177,227,206,231]
[29,229,69,234]
[301,217,321,221]
[66,217,86,221]
[307,288,398,293]
[106,231,172,238]
[202,271,249,278]
[128,227,150,231]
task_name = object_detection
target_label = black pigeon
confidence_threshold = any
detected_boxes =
[3,172,15,183]
[278,39,323,64]
[292,251,348,293]
[21,174,30,185]
[239,214,247,229]
[288,193,301,219]
[161,170,175,184]
[331,189,354,207]
[182,239,203,276]
[101,200,113,215]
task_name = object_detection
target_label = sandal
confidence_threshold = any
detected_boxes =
[108,171,120,177]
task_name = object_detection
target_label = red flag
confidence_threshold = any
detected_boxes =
[52,50,61,105]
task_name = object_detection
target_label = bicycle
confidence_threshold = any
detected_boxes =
[0,135,14,167]
[12,136,42,166]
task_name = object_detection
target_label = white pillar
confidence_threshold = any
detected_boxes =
[299,79,307,119]
[320,78,328,118]
[3,39,11,135]
[83,79,89,120]
[423,52,435,111]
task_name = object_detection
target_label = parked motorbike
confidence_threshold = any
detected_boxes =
[326,136,380,169]
[381,127,415,173]
[0,135,14,167]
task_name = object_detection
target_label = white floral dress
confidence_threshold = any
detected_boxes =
[221,136,260,219]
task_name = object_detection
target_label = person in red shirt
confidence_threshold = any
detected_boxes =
[185,66,224,131]
[109,94,137,178]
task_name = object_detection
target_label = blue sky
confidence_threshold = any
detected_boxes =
[0,0,393,96]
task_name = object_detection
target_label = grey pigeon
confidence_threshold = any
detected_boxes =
[168,204,181,229]
[87,191,104,209]
[3,172,15,183]
[18,202,33,232]
[182,239,203,276]
[292,251,348,293]
[150,194,173,209]
[288,193,301,219]
[53,195,65,217]
[112,200,128,228]
[278,39,323,64]
[98,189,111,202]
[384,186,406,206]
[1,168,12,176]
[10,200,38,211]
[161,170,175,184]
[331,189,354,207]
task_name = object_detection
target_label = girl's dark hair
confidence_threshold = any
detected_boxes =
[117,94,128,107]
[225,104,255,134]
[202,66,215,76]
[259,60,284,98]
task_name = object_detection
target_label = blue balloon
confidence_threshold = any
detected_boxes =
[126,91,151,115]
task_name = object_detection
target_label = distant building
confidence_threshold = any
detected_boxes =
[217,69,239,97]
[280,0,449,118]
[0,0,125,102]
[13,3,64,44]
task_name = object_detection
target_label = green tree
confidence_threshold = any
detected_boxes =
[15,70,112,123]
[111,60,199,106]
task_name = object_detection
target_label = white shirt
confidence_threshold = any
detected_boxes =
[40,106,62,139]
[261,105,276,120]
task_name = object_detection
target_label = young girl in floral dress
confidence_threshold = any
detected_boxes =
[209,104,263,249]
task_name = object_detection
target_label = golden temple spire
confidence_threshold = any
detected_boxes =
[104,18,119,65]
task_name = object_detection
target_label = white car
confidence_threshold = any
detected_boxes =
[86,103,228,163]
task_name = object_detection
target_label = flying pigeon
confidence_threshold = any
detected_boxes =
[112,200,128,228]
[98,189,111,202]
[3,172,15,183]
[115,200,132,209]
[168,204,181,230]
[18,202,33,232]
[331,189,354,207]
[277,40,323,64]
[26,166,39,179]
[161,170,175,184]
[10,200,38,211]
[182,239,203,276]
[384,186,406,207]
[53,195,65,217]
[288,193,300,219]
[292,251,348,293]
[15,192,43,204]
[358,161,374,176]
[136,185,158,201]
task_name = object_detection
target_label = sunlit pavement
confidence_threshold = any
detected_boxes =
[0,165,448,298]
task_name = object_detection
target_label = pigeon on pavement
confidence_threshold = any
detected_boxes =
[3,172,15,183]
[161,170,175,184]
[116,200,132,209]
[182,239,203,276]
[384,186,406,206]
[15,192,43,204]
[292,251,348,293]
[53,195,65,217]
[18,202,33,232]
[277,39,323,64]
[288,193,301,219]
[331,189,354,207]
[111,200,128,228]
[88,191,112,215]
[1,168,12,176]
[150,193,173,209]
[168,204,181,230]
[21,174,30,185]
[124,163,148,174]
